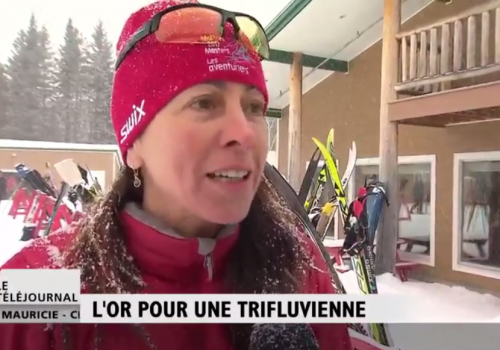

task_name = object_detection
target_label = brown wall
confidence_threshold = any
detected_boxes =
[278,0,500,292]
[0,148,118,190]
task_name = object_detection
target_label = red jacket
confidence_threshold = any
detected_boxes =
[0,203,352,350]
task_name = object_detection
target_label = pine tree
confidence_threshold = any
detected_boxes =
[54,18,88,142]
[85,20,115,144]
[5,15,40,139]
[4,14,56,141]
[3,29,27,139]
[37,26,58,135]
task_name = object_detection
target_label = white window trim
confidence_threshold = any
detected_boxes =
[275,119,281,165]
[348,155,436,267]
[112,153,119,183]
[452,151,500,280]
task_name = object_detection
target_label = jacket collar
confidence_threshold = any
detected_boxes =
[121,202,239,284]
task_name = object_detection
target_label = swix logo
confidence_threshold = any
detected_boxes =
[120,100,145,144]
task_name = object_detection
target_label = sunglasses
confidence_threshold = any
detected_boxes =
[115,3,270,70]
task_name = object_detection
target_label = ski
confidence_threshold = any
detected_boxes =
[298,148,322,205]
[15,163,57,197]
[308,131,392,342]
[343,181,393,346]
[307,166,328,213]
[302,131,357,239]
[311,136,348,218]
[84,164,103,196]
[310,136,356,225]
[299,132,368,337]
[263,163,347,295]
[318,133,357,238]
[42,182,70,237]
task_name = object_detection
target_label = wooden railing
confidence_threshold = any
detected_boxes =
[395,0,500,94]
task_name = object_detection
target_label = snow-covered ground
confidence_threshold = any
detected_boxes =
[0,200,30,266]
[340,271,500,350]
[1,200,500,349]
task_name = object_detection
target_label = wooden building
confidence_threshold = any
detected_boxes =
[0,139,121,196]
[265,0,500,292]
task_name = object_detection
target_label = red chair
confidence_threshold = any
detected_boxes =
[8,188,35,219]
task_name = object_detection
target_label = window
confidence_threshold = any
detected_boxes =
[266,117,278,152]
[453,152,500,279]
[349,155,436,266]
[265,118,278,167]
[0,169,35,201]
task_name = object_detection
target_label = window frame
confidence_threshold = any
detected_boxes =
[452,151,500,280]
[266,117,279,167]
[348,154,436,267]
[266,117,278,152]
[0,168,24,201]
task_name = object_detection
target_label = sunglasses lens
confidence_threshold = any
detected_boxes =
[116,6,271,70]
[155,7,223,44]
[235,16,270,59]
[154,7,269,59]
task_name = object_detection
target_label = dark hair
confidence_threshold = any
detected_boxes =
[61,166,311,349]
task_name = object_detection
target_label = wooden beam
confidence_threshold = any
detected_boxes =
[396,0,500,39]
[287,52,303,190]
[269,49,349,73]
[395,64,500,92]
[375,0,401,275]
[389,80,500,122]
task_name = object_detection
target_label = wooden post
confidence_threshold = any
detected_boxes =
[287,52,303,190]
[375,0,401,275]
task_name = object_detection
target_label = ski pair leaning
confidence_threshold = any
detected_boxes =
[298,129,394,347]
[299,129,356,239]
[342,180,393,347]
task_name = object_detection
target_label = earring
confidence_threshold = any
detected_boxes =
[133,168,141,188]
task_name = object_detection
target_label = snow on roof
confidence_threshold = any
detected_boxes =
[0,139,120,152]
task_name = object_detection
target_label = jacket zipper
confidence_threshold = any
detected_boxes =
[204,252,214,281]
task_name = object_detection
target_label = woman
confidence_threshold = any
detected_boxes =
[0,1,352,349]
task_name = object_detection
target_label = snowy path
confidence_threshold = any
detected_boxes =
[1,200,500,349]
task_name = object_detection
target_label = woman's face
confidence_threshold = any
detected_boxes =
[127,81,269,225]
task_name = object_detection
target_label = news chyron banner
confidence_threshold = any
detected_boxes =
[0,269,493,324]
[0,269,80,323]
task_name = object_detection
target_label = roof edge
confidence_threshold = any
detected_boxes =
[0,139,120,152]
[265,0,313,41]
